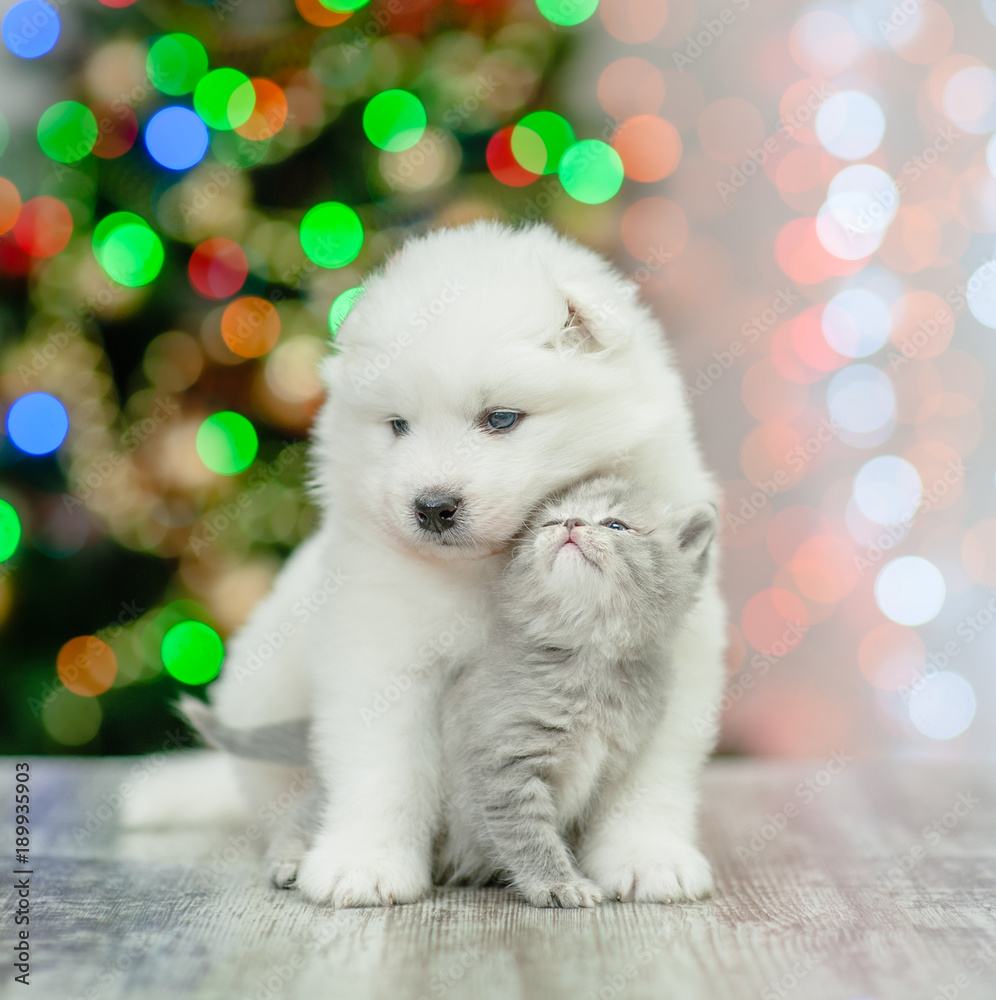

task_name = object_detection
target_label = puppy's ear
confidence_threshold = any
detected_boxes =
[675,502,719,571]
[544,290,629,354]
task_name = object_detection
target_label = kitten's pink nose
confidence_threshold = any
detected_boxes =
[564,518,586,530]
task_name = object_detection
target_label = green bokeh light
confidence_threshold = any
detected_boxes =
[147,33,209,97]
[535,0,599,26]
[0,499,21,562]
[362,90,427,152]
[512,111,575,176]
[558,139,624,204]
[329,286,364,337]
[300,202,364,269]
[194,68,255,131]
[37,101,98,164]
[320,0,371,10]
[161,620,224,685]
[42,690,102,747]
[196,411,259,475]
[93,212,164,287]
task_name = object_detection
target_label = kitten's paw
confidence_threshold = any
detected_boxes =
[267,856,300,889]
[520,877,605,909]
[296,841,430,907]
[584,842,714,903]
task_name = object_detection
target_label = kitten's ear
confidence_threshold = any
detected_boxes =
[675,502,718,570]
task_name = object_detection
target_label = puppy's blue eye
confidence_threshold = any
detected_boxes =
[390,418,410,437]
[601,520,629,531]
[486,410,520,431]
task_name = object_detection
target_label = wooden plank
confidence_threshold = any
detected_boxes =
[1,757,994,999]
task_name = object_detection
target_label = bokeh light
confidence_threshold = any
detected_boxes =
[146,33,208,96]
[0,500,21,561]
[559,140,623,204]
[6,392,69,455]
[91,102,138,159]
[827,364,895,433]
[597,57,664,120]
[145,106,209,170]
[2,0,60,59]
[486,126,540,186]
[37,102,98,163]
[822,289,891,357]
[875,556,946,625]
[943,67,996,134]
[220,297,281,358]
[299,202,364,268]
[42,690,101,746]
[196,412,259,474]
[512,111,575,175]
[12,195,72,257]
[329,286,364,336]
[362,90,427,152]
[0,178,21,234]
[188,238,249,299]
[815,91,885,160]
[57,636,118,696]
[853,455,922,525]
[161,620,225,684]
[966,258,996,328]
[235,79,288,142]
[908,672,976,740]
[194,68,255,131]
[611,115,681,182]
[93,212,164,286]
[536,0,598,26]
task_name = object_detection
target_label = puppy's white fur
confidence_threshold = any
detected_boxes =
[130,222,726,906]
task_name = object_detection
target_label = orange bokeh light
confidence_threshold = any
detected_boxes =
[0,177,21,235]
[612,115,681,182]
[791,534,859,603]
[57,636,118,697]
[221,297,281,359]
[13,196,73,258]
[235,79,289,142]
[620,196,688,263]
[597,57,665,121]
[599,0,670,44]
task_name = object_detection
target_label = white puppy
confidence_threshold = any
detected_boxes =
[175,221,725,906]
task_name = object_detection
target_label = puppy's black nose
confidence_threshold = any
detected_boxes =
[414,495,461,533]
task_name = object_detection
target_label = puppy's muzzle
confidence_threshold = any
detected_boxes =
[413,494,462,534]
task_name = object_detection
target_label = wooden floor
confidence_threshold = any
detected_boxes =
[2,756,995,1000]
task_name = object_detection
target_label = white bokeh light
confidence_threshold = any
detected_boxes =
[874,556,946,626]
[908,672,976,740]
[853,455,922,525]
[816,90,886,159]
[827,364,895,432]
[966,258,996,328]
[816,165,899,261]
[822,288,891,357]
[943,66,996,134]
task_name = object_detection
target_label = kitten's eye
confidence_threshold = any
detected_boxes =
[601,519,629,531]
[389,418,410,437]
[485,410,521,432]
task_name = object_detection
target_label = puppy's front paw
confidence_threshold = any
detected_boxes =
[584,841,714,903]
[520,877,604,908]
[296,840,430,907]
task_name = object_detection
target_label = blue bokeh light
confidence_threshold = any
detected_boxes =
[1,0,60,60]
[6,392,69,456]
[145,107,210,171]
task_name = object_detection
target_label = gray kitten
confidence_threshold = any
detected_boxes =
[179,476,716,907]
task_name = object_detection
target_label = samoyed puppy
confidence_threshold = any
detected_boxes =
[130,221,726,907]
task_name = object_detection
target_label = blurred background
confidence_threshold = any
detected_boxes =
[0,0,993,760]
